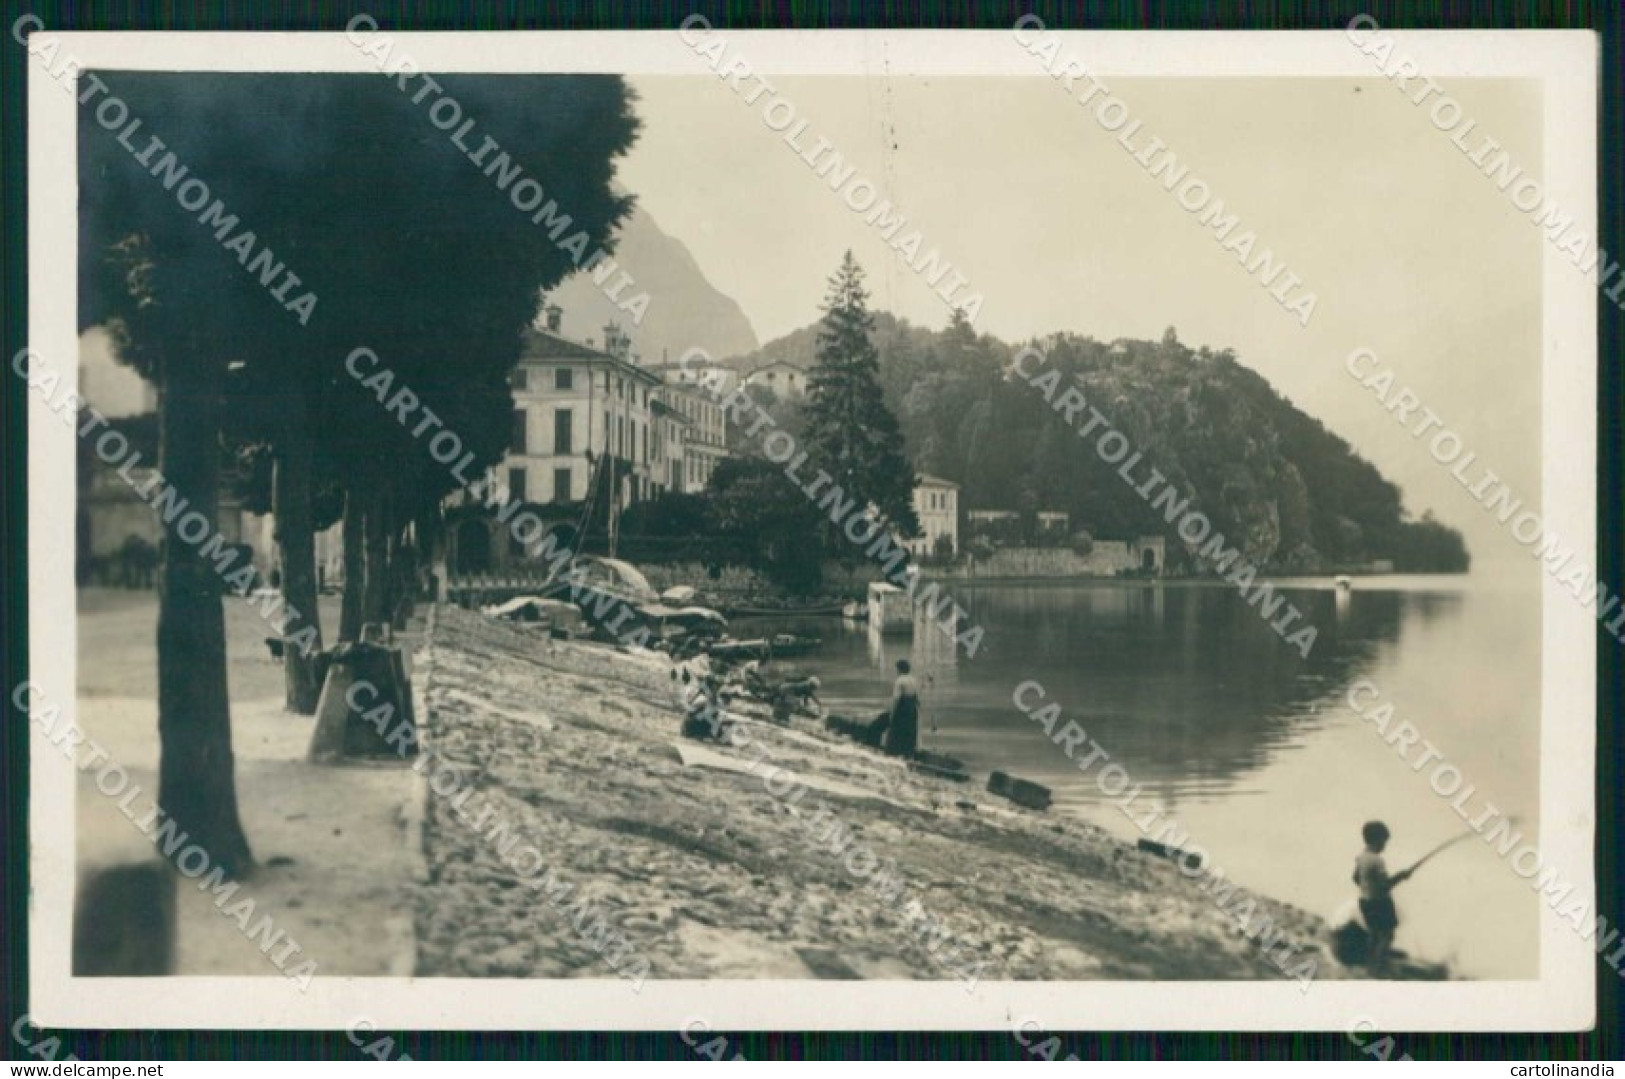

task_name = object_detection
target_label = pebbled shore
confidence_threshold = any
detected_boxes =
[410,604,1448,983]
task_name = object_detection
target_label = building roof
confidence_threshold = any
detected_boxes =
[916,474,959,489]
[518,327,660,384]
[647,358,732,371]
[747,360,804,377]
[645,360,735,381]
[656,381,714,404]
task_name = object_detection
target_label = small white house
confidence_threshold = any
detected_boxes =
[743,360,807,398]
[908,475,959,559]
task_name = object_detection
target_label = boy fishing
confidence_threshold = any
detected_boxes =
[1353,820,1412,971]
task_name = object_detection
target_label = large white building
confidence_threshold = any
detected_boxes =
[505,309,663,510]
[650,397,693,495]
[444,306,737,571]
[656,382,729,493]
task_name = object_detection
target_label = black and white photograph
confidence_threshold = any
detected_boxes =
[12,17,1610,1048]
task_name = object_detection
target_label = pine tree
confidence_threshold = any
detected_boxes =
[802,253,920,541]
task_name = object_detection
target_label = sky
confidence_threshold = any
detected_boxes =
[620,74,1547,567]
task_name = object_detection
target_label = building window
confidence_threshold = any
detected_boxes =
[553,408,573,455]
[554,467,572,502]
[508,466,527,504]
[511,409,527,454]
[512,367,528,390]
[555,367,573,390]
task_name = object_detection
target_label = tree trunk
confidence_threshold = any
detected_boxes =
[418,502,448,605]
[392,528,416,630]
[339,492,364,643]
[413,502,443,607]
[362,484,392,629]
[385,529,403,630]
[274,435,324,714]
[156,359,253,878]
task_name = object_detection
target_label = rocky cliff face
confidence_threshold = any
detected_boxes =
[548,205,759,365]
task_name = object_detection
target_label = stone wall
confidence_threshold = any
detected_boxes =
[971,540,1163,578]
[641,560,885,599]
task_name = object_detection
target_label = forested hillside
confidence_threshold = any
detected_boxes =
[727,315,1469,574]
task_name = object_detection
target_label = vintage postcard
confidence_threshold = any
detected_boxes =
[22,24,1601,1033]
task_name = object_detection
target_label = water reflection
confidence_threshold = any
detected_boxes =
[754,584,1403,796]
[738,575,1537,977]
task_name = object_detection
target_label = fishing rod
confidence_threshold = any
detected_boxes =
[1400,816,1522,877]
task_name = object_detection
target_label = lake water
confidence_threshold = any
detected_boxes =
[737,571,1542,979]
